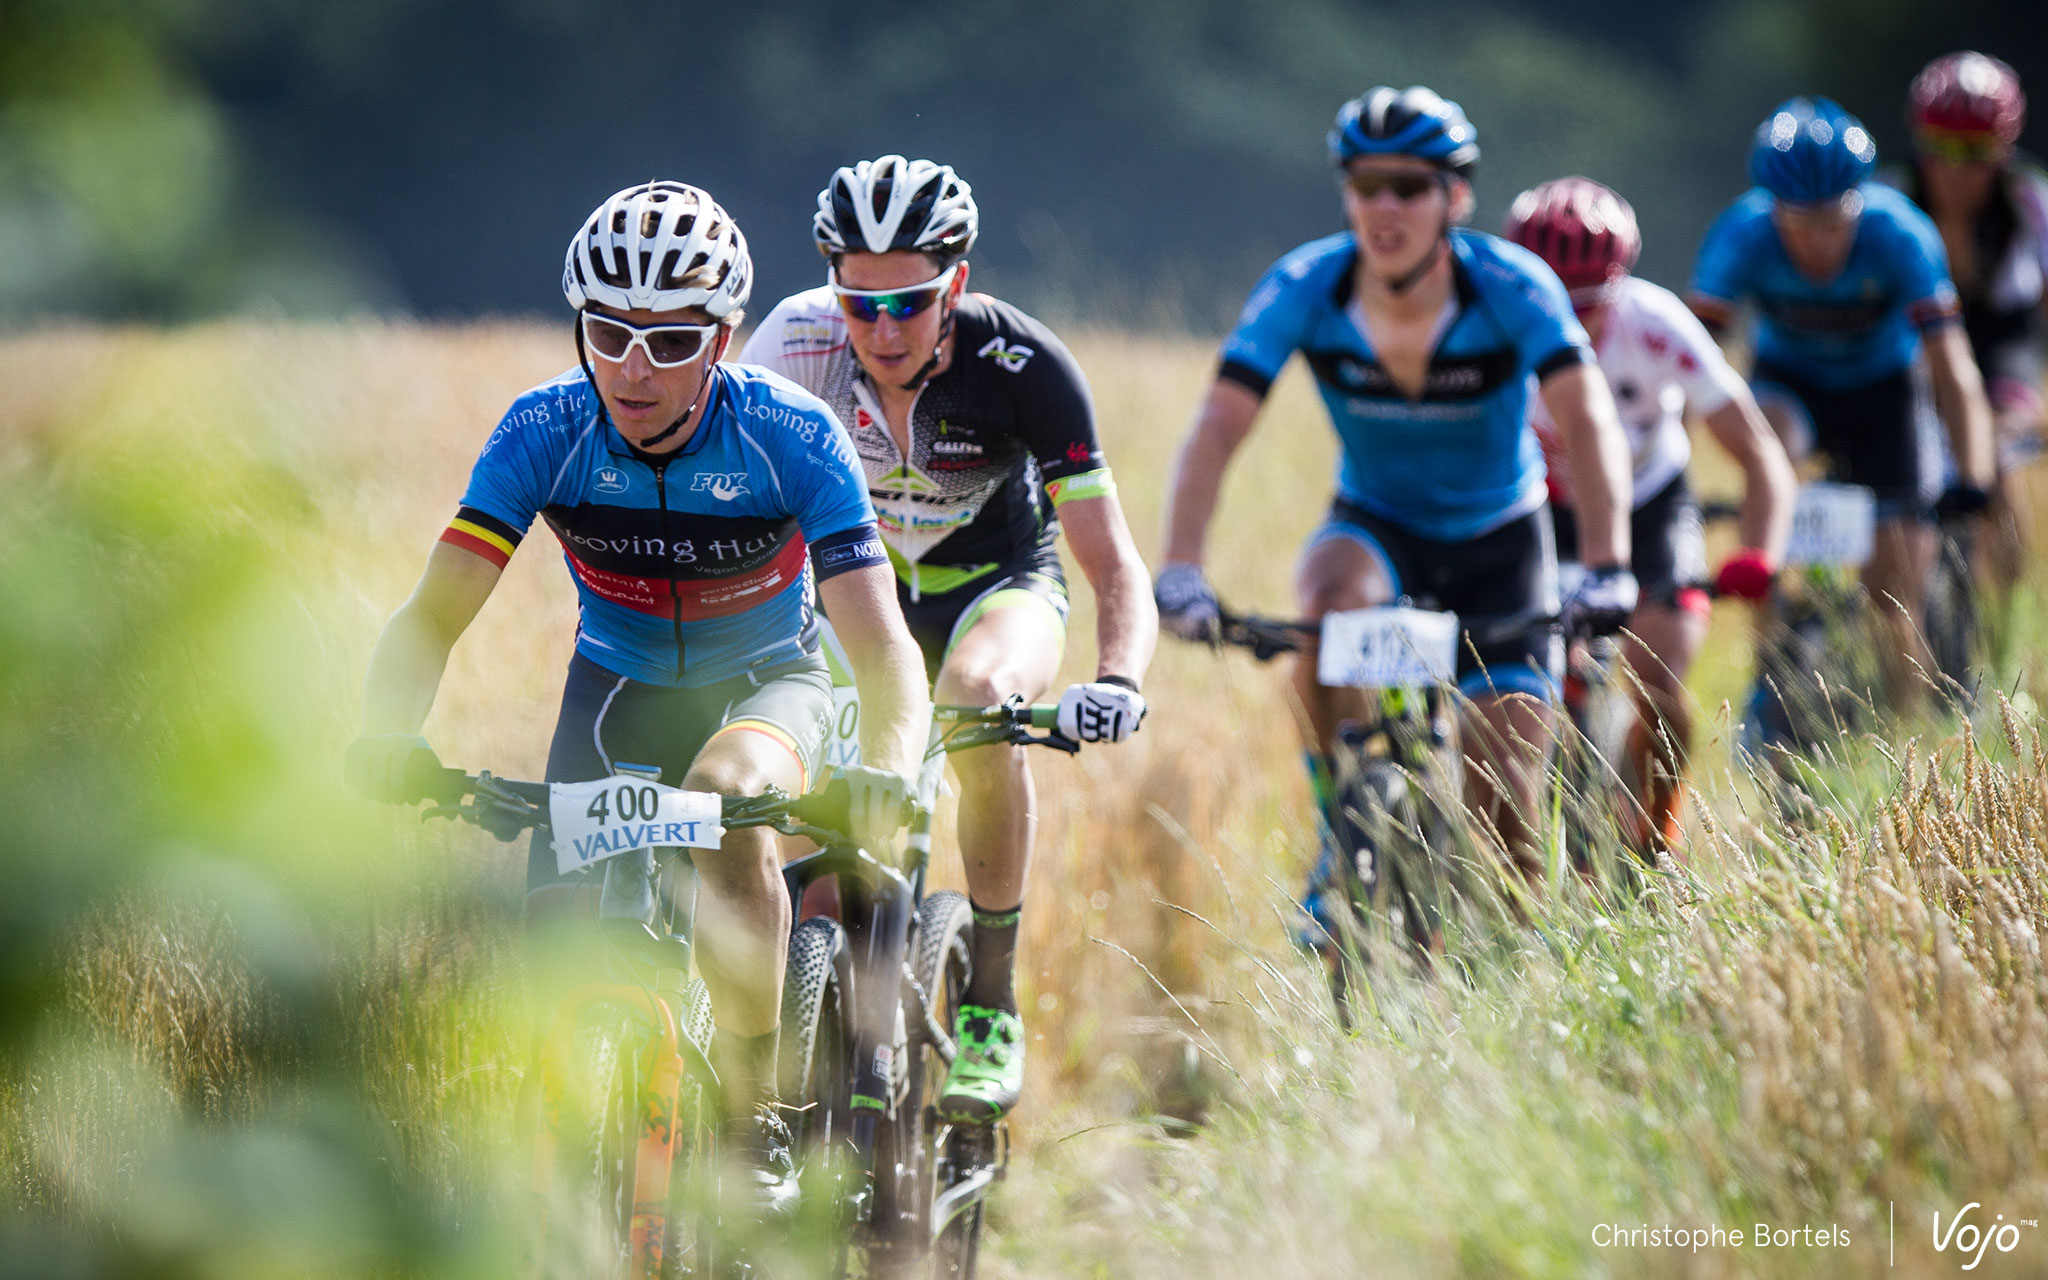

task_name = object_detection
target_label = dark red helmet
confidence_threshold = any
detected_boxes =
[1909,51,2026,145]
[1502,177,1641,295]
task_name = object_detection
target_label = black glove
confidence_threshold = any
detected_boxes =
[1933,484,1992,520]
[345,733,437,803]
[1564,565,1640,638]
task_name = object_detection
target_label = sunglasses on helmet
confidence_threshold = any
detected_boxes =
[580,313,720,368]
[830,265,959,323]
[1343,170,1445,201]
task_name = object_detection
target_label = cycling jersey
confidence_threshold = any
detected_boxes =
[1532,275,1748,508]
[1885,159,2048,415]
[1218,228,1593,542]
[1690,183,1961,391]
[443,364,885,688]
[738,290,1112,600]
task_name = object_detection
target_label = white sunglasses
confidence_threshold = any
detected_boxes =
[581,312,720,367]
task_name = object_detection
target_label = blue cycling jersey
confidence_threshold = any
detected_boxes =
[443,364,885,688]
[1218,229,1591,541]
[1690,183,1961,391]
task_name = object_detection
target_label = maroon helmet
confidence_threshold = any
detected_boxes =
[1503,177,1641,299]
[1909,51,2026,147]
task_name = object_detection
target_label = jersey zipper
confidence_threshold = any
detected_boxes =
[854,373,928,602]
[651,458,685,681]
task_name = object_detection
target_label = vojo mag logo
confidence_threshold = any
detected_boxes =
[593,466,629,495]
[1933,1203,2037,1270]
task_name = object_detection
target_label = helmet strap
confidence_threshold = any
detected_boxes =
[898,295,958,392]
[576,311,724,454]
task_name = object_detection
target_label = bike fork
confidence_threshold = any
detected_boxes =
[842,877,913,1164]
[532,984,688,1279]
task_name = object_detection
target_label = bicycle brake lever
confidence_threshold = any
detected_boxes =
[1040,731,1082,755]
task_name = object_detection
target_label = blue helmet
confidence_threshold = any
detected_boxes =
[1748,97,1877,202]
[1329,86,1479,176]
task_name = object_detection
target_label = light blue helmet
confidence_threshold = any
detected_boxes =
[1329,86,1480,177]
[1749,97,1876,202]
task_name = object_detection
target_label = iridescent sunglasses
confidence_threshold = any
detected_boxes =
[830,264,959,323]
[580,312,720,367]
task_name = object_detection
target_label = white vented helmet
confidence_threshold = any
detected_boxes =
[813,155,978,261]
[562,181,752,318]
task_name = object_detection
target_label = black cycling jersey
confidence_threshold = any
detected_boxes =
[741,290,1114,598]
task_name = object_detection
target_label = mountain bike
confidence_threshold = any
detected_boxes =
[1712,483,1889,764]
[398,754,913,1279]
[779,696,1081,1279]
[1212,602,1549,997]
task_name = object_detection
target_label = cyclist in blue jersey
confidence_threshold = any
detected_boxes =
[1157,86,1638,897]
[1690,97,1996,701]
[345,182,931,1206]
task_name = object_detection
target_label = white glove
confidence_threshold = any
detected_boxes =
[1154,562,1220,642]
[834,764,914,860]
[1057,680,1148,743]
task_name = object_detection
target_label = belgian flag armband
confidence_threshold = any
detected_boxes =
[438,507,522,569]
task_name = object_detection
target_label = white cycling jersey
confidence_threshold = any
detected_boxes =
[1532,274,1747,507]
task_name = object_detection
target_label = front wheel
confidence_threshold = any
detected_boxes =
[778,913,857,1267]
[887,890,981,1278]
[1328,748,1438,990]
[1924,522,1981,713]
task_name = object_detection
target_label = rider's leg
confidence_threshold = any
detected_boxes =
[684,726,810,1119]
[1462,691,1557,888]
[930,593,1066,1014]
[1621,598,1709,859]
[1985,376,2046,594]
[1291,529,1397,752]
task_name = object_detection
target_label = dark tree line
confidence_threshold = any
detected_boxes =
[2,0,2041,327]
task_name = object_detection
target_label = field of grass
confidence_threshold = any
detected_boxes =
[2,321,2045,1277]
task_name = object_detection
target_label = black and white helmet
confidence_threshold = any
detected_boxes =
[562,181,751,319]
[813,156,978,262]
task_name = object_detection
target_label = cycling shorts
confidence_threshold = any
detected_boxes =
[898,538,1070,684]
[527,651,834,895]
[1750,360,1937,520]
[1308,501,1562,701]
[1553,473,1707,610]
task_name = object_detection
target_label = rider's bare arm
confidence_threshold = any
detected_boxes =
[1161,378,1264,566]
[360,541,503,735]
[1921,323,1997,490]
[817,563,931,779]
[1059,494,1158,684]
[1539,362,1633,567]
[1700,392,1797,563]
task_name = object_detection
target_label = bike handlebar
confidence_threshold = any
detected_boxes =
[397,752,924,845]
[1206,603,1570,664]
[929,695,1080,755]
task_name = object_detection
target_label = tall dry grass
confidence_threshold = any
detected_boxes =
[1,321,2044,1277]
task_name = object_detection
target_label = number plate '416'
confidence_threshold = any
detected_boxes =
[549,777,724,876]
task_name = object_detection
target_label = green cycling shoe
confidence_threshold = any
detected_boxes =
[937,1004,1024,1123]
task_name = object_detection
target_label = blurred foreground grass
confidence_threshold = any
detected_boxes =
[1,323,2044,1277]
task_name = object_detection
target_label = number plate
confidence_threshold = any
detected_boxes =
[550,778,724,876]
[1784,483,1876,568]
[825,684,863,767]
[1317,607,1460,689]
